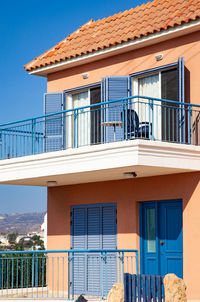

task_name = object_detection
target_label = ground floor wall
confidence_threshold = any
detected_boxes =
[47,172,200,301]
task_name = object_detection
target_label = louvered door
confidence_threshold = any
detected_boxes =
[71,207,86,294]
[87,207,101,295]
[71,203,117,296]
[102,205,117,295]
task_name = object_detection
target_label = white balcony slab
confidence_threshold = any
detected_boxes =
[0,140,200,186]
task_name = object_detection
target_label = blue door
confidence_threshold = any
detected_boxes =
[140,200,183,278]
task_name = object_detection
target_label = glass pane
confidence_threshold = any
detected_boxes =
[138,74,162,140]
[147,208,156,253]
[138,74,159,98]
[72,91,90,147]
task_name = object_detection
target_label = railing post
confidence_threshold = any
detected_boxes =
[122,251,124,284]
[101,251,104,299]
[71,252,74,300]
[62,111,65,151]
[68,252,70,300]
[184,102,187,144]
[0,258,2,291]
[46,253,49,298]
[190,105,193,145]
[180,103,185,144]
[35,254,38,291]
[32,253,35,288]
[41,255,44,297]
[73,110,79,148]
[118,251,121,284]
[124,99,128,140]
[150,98,154,140]
[6,256,9,290]
[105,251,108,296]
[31,119,36,155]
[21,257,23,293]
[136,250,139,275]
[0,130,2,160]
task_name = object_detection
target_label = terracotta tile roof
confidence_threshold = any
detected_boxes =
[24,0,200,72]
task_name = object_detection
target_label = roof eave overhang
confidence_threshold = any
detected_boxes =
[28,19,200,77]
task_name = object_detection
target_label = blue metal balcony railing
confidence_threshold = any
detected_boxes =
[0,96,200,160]
[0,249,138,299]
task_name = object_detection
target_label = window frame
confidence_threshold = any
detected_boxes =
[65,83,101,148]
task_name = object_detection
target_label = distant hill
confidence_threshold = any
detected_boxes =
[0,212,45,235]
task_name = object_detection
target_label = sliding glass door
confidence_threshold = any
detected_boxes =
[66,86,101,148]
[72,91,90,148]
[133,73,161,140]
[132,64,182,143]
[161,68,179,142]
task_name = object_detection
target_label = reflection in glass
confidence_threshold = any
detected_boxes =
[147,208,156,252]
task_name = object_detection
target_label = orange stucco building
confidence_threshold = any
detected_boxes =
[1,0,200,301]
[43,27,200,301]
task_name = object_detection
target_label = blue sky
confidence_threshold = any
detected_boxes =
[0,0,148,213]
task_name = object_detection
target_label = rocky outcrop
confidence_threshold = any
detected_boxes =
[163,273,187,302]
[107,283,124,302]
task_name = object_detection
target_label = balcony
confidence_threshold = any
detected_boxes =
[0,96,200,186]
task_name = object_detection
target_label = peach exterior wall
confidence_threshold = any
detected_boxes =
[46,30,200,300]
[47,31,200,106]
[47,172,200,301]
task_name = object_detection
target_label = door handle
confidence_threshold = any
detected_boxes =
[160,241,164,245]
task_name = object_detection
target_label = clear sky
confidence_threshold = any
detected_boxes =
[0,0,148,213]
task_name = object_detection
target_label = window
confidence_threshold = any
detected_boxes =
[66,86,101,148]
[146,208,156,253]
[132,66,180,142]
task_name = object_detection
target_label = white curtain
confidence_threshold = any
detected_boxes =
[138,74,159,98]
[135,74,161,140]
[72,91,90,147]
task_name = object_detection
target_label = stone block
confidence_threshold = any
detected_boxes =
[163,273,187,302]
[107,283,124,302]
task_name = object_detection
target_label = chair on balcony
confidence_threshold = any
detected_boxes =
[121,109,152,139]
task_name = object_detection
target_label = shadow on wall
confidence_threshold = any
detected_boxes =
[47,171,200,237]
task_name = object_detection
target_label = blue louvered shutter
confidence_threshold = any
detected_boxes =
[87,207,101,295]
[178,57,184,103]
[71,203,117,296]
[44,93,65,152]
[101,76,130,142]
[102,205,117,295]
[178,57,185,143]
[71,208,86,294]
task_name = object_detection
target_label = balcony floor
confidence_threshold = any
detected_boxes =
[0,139,200,186]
